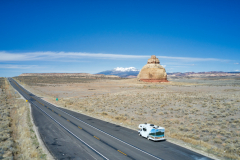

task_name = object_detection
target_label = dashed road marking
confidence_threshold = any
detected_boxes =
[118,150,127,156]
[94,136,100,140]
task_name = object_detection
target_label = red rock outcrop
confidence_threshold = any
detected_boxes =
[137,55,168,82]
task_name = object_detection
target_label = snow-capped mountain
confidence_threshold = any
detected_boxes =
[96,67,140,78]
[113,67,139,72]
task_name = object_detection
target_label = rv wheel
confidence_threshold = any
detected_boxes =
[147,137,150,140]
[139,133,141,136]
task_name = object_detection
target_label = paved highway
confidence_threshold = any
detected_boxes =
[9,78,212,160]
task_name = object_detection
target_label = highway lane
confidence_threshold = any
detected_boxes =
[9,78,163,160]
[10,79,109,159]
[31,102,103,160]
[56,108,213,160]
[9,78,213,160]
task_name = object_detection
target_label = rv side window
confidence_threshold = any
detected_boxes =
[143,128,147,131]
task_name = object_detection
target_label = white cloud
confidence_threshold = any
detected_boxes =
[0,51,229,62]
[235,70,239,71]
[0,52,28,61]
[0,64,41,69]
[157,56,228,62]
[234,63,239,65]
[161,65,166,68]
[0,51,148,62]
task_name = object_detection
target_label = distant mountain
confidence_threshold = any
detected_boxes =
[96,67,140,78]
[96,68,240,78]
[167,71,240,77]
[19,73,120,78]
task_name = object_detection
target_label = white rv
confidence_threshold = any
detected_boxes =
[138,123,165,141]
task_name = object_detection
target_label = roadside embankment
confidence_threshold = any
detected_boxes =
[0,78,51,160]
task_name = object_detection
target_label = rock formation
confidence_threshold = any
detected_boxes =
[137,55,168,82]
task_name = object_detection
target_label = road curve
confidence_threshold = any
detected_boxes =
[9,78,213,160]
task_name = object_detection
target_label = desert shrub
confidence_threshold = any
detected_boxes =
[225,139,232,144]
[213,138,222,144]
[101,112,108,115]
[115,116,127,121]
[158,112,164,115]
[193,135,200,140]
[203,137,209,142]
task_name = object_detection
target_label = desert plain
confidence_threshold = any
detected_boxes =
[14,75,240,159]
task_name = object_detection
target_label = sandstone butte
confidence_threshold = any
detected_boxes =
[137,55,168,82]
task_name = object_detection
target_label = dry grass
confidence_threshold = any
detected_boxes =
[0,78,14,159]
[0,78,47,160]
[14,76,240,160]
[11,102,47,159]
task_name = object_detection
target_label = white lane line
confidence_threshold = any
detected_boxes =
[42,96,163,159]
[12,78,163,160]
[9,79,109,160]
[32,103,109,160]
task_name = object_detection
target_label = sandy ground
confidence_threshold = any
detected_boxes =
[15,77,240,160]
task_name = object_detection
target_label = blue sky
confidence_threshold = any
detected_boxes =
[0,0,240,77]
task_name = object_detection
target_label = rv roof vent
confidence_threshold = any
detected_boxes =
[150,124,154,126]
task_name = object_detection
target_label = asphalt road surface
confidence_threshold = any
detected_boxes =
[9,78,213,160]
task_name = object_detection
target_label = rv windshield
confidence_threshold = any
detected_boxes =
[149,129,164,137]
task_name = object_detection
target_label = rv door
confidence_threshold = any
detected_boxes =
[142,128,148,138]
